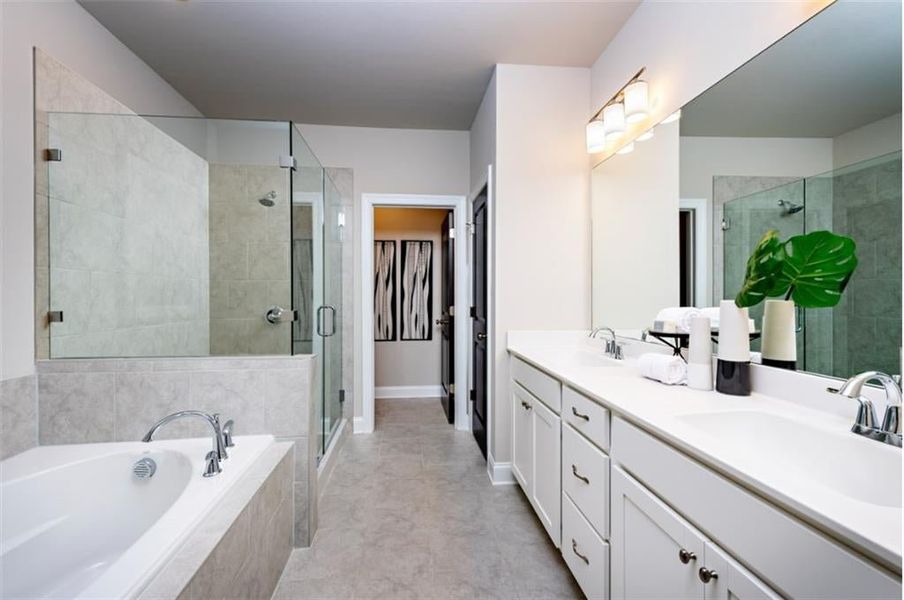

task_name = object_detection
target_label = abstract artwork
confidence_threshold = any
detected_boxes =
[374,240,396,341]
[401,240,433,341]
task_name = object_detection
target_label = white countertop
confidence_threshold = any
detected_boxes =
[507,331,902,571]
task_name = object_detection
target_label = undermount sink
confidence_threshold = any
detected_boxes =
[677,411,902,508]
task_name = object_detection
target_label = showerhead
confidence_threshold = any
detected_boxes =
[259,190,277,207]
[778,199,803,216]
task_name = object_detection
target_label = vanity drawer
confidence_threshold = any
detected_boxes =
[563,386,610,451]
[511,357,561,414]
[563,423,610,539]
[562,492,609,600]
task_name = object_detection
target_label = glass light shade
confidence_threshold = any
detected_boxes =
[636,128,654,142]
[586,120,605,153]
[662,109,682,124]
[624,80,649,123]
[616,142,634,155]
[603,102,626,142]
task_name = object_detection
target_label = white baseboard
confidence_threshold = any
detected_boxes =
[374,385,444,399]
[487,453,516,486]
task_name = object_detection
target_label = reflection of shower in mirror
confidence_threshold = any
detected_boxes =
[778,199,803,216]
[259,190,277,207]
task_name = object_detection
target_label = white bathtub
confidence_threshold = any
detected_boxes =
[1,434,274,599]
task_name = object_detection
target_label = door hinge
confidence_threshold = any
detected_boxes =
[450,383,455,394]
[45,148,62,162]
[466,221,475,235]
[470,388,476,402]
[721,218,731,231]
[449,305,455,317]
[449,227,455,239]
[470,306,477,318]
[47,310,64,323]
[339,389,346,404]
[279,155,297,170]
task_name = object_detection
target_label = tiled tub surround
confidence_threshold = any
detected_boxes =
[0,374,38,460]
[35,50,211,359]
[36,355,318,546]
[139,442,294,600]
[209,164,291,356]
[1,435,284,599]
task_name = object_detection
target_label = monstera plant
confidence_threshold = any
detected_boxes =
[735,229,858,309]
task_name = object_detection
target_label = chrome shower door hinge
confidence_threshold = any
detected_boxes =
[45,148,62,162]
[721,218,731,231]
[47,310,64,323]
[339,389,346,404]
[279,155,297,170]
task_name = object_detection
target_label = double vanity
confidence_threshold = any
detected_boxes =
[507,331,902,599]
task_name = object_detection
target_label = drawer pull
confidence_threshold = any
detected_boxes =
[571,464,590,484]
[571,539,589,565]
[520,400,532,411]
[698,567,718,584]
[571,406,590,421]
[678,549,696,564]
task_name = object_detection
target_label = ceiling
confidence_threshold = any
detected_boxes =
[681,1,902,138]
[79,0,639,130]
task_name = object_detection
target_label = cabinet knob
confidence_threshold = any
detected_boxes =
[698,567,718,584]
[678,549,696,564]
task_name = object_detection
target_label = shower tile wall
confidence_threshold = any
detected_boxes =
[209,164,291,355]
[830,155,902,377]
[36,51,210,359]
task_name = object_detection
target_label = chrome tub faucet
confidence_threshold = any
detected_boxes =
[833,371,902,448]
[142,411,230,477]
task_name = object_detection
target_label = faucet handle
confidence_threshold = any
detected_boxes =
[882,404,901,435]
[222,419,235,447]
[853,396,879,430]
[203,450,222,478]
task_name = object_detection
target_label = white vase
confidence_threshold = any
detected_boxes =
[687,316,713,391]
[716,300,751,396]
[761,299,797,370]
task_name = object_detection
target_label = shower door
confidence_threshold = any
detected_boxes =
[320,174,344,455]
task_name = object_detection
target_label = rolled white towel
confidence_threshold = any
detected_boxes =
[654,307,702,333]
[638,353,687,385]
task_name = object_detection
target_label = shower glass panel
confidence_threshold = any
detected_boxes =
[44,112,292,358]
[722,151,902,378]
[321,173,345,455]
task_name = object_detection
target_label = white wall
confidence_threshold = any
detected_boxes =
[833,113,903,170]
[0,0,201,380]
[492,64,592,464]
[589,1,831,163]
[296,124,470,419]
[593,119,680,329]
[373,208,447,389]
[469,70,497,193]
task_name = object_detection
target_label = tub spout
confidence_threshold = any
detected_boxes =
[142,411,228,475]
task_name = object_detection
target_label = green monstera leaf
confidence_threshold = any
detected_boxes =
[734,230,786,308]
[770,230,858,308]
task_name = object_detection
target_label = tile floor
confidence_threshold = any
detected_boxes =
[272,397,582,599]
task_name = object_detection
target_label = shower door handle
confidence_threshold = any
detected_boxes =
[317,306,337,337]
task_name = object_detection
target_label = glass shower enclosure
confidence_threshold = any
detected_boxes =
[721,151,902,378]
[41,113,345,460]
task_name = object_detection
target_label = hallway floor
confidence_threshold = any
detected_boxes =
[273,397,581,599]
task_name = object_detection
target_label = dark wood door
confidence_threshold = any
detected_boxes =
[471,188,488,459]
[439,211,455,424]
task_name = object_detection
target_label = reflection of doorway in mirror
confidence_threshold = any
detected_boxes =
[679,198,710,308]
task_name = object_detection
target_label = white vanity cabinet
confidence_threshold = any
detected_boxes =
[510,358,562,547]
[611,464,778,600]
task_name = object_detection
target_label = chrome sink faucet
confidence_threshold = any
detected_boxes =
[590,326,623,360]
[833,371,902,448]
[142,411,229,477]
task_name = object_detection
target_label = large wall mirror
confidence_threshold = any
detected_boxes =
[591,1,902,379]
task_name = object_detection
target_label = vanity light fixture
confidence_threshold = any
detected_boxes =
[662,109,682,124]
[586,120,605,153]
[624,80,649,123]
[603,103,626,142]
[636,128,654,142]
[616,142,634,155]
[586,67,647,153]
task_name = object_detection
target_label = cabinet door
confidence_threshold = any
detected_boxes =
[702,542,781,600]
[532,397,561,547]
[611,465,704,600]
[512,383,534,493]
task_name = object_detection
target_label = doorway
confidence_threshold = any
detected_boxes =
[471,185,489,459]
[360,194,470,434]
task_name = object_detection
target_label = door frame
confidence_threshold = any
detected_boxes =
[679,198,710,306]
[359,193,470,433]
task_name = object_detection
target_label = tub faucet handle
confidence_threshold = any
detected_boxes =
[203,450,222,478]
[222,419,235,447]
